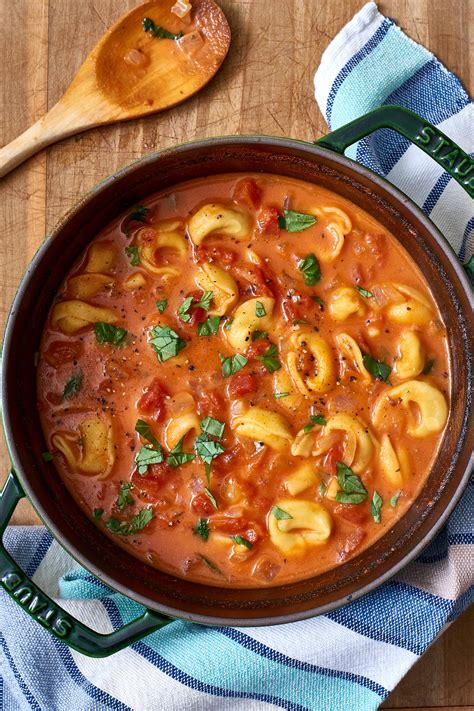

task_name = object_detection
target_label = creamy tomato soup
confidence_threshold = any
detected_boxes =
[37,174,450,587]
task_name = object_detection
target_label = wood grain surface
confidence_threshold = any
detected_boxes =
[0,1,472,708]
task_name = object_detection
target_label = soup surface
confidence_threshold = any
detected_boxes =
[37,173,450,587]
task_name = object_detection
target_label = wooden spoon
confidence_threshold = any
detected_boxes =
[0,0,231,178]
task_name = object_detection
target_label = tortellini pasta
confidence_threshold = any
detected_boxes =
[52,415,115,479]
[385,283,433,326]
[394,330,425,379]
[286,332,335,396]
[164,392,200,449]
[311,206,352,262]
[51,300,117,335]
[226,297,274,351]
[328,287,365,321]
[378,434,410,488]
[372,380,448,438]
[313,414,374,473]
[286,463,318,496]
[188,204,251,245]
[232,406,292,451]
[136,221,187,277]
[335,333,372,384]
[195,263,238,316]
[84,242,117,274]
[273,367,303,412]
[268,500,332,554]
[68,273,113,299]
[123,272,147,290]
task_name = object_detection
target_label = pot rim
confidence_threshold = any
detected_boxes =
[2,134,473,626]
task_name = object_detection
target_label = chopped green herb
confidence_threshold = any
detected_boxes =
[370,490,383,523]
[224,318,234,331]
[298,253,321,286]
[255,300,266,317]
[252,330,268,341]
[204,462,212,486]
[355,285,373,298]
[116,482,134,511]
[194,518,209,541]
[93,508,104,521]
[106,508,153,536]
[318,483,326,497]
[149,324,186,362]
[231,535,253,549]
[219,352,248,377]
[197,316,220,336]
[135,444,164,475]
[463,254,474,284]
[166,437,195,468]
[94,322,128,346]
[422,358,435,375]
[135,419,161,449]
[335,461,368,504]
[303,414,327,432]
[194,433,225,466]
[178,296,194,323]
[204,488,218,509]
[129,205,149,222]
[201,416,225,439]
[125,245,141,266]
[389,491,401,508]
[142,17,183,39]
[156,299,168,314]
[198,554,222,575]
[311,295,325,307]
[255,343,281,373]
[63,371,82,399]
[278,209,317,233]
[293,319,308,326]
[362,352,392,385]
[195,290,213,311]
[271,505,293,520]
[274,391,290,399]
[42,451,54,462]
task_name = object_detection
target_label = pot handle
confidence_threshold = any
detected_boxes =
[316,105,474,199]
[0,471,172,657]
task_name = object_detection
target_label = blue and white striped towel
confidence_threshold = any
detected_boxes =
[1,3,472,710]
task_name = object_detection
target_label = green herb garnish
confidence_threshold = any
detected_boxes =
[370,490,383,523]
[204,488,218,509]
[274,392,290,399]
[219,352,248,377]
[293,319,308,326]
[194,433,225,466]
[231,535,253,549]
[93,508,104,521]
[129,205,149,222]
[135,444,164,475]
[116,482,134,511]
[252,330,268,341]
[149,324,186,362]
[125,245,141,266]
[255,301,266,317]
[389,491,401,508]
[166,437,195,468]
[224,318,234,331]
[106,508,154,536]
[278,209,317,233]
[63,371,83,399]
[355,285,373,298]
[178,296,194,323]
[303,414,327,433]
[198,554,222,575]
[335,462,368,504]
[311,295,325,307]
[94,323,128,346]
[197,316,220,336]
[422,358,435,375]
[362,352,392,385]
[42,451,54,462]
[195,291,213,311]
[318,483,326,497]
[201,416,225,439]
[255,343,281,373]
[194,518,209,541]
[142,17,183,39]
[135,419,161,449]
[298,253,321,286]
[271,505,293,520]
[156,299,168,314]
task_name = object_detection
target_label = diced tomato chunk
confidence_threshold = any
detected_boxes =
[231,263,275,298]
[227,373,258,399]
[191,492,216,516]
[324,446,345,475]
[280,292,319,323]
[243,523,264,545]
[197,389,226,418]
[333,504,368,525]
[138,379,168,420]
[43,340,82,367]
[195,246,237,266]
[232,178,262,209]
[211,516,245,534]
[256,206,281,236]
[245,339,269,359]
[132,462,172,497]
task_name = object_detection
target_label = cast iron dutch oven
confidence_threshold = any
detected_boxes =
[1,106,473,657]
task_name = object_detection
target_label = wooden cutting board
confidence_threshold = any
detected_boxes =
[0,1,472,708]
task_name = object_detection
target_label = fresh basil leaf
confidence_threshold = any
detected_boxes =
[204,488,218,509]
[231,535,253,549]
[252,330,268,341]
[95,322,128,346]
[197,316,220,336]
[93,508,104,521]
[271,505,293,520]
[370,490,383,523]
[224,318,234,331]
[135,419,161,449]
[278,209,317,233]
[255,343,281,373]
[219,352,248,377]
[149,324,186,362]
[293,319,308,325]
[355,285,373,298]
[194,518,209,541]
[142,17,183,39]
[195,290,213,311]
[336,461,368,505]
[156,299,168,314]
[166,436,195,468]
[304,414,327,432]
[362,352,392,385]
[463,254,474,284]
[106,508,153,536]
[125,245,141,266]
[178,296,194,323]
[116,482,134,511]
[63,371,82,399]
[129,205,149,222]
[274,391,290,399]
[311,295,325,307]
[135,444,164,475]
[255,300,266,317]
[194,433,225,465]
[389,491,401,508]
[298,253,321,286]
[201,416,225,439]
[422,358,435,375]
[42,451,54,462]
[318,483,326,497]
[198,554,222,575]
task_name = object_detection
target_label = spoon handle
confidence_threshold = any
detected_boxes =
[0,101,97,179]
